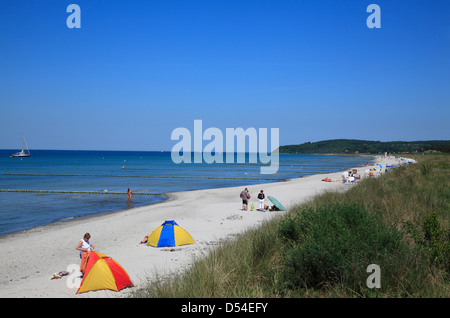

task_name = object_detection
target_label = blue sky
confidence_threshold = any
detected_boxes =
[0,0,449,151]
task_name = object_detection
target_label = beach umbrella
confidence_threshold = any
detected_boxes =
[377,164,383,168]
[77,250,133,294]
[146,220,194,247]
[267,196,286,211]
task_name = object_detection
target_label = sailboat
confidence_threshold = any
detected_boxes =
[11,135,31,158]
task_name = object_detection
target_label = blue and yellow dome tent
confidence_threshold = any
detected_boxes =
[146,220,194,247]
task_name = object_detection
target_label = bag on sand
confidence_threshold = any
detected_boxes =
[250,204,255,211]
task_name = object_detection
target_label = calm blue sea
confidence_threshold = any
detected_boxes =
[0,150,372,236]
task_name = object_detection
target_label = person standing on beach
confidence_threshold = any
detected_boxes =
[240,188,250,211]
[76,233,94,275]
[257,190,265,210]
[76,233,94,258]
[127,188,133,202]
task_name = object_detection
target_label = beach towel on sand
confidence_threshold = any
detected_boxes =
[50,271,69,280]
[80,251,90,274]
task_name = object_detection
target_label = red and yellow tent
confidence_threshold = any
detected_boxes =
[77,250,133,294]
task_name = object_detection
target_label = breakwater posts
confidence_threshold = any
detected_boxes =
[2,172,284,181]
[0,189,165,196]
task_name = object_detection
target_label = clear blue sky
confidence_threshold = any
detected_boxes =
[0,0,449,151]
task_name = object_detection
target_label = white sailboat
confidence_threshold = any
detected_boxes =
[11,134,30,158]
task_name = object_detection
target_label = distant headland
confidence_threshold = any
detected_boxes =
[278,139,450,155]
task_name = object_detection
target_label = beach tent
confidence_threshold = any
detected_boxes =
[268,196,286,211]
[146,220,194,247]
[76,250,133,294]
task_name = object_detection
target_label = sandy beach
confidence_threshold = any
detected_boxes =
[0,155,409,298]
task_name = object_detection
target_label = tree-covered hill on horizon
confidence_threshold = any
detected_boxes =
[278,139,450,154]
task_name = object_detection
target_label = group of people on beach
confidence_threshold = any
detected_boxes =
[342,170,360,183]
[75,188,267,275]
[240,188,267,211]
[75,187,270,275]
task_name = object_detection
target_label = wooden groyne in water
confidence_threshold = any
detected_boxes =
[0,189,165,195]
[2,172,284,181]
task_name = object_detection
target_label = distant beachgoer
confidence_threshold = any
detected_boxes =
[348,171,355,183]
[127,188,133,202]
[140,235,149,244]
[240,188,250,211]
[76,233,94,275]
[341,171,348,183]
[257,190,265,210]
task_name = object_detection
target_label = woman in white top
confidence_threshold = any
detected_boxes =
[257,190,265,210]
[76,233,94,259]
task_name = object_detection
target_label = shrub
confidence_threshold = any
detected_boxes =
[404,211,450,272]
[420,163,432,176]
[278,203,409,295]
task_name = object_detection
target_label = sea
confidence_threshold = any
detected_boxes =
[0,150,373,236]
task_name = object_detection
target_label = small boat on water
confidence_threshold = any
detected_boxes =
[11,135,30,158]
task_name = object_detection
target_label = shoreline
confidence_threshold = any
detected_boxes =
[0,151,373,237]
[0,155,404,298]
[0,155,367,238]
[0,193,170,239]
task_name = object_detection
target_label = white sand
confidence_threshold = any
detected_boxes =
[0,156,409,298]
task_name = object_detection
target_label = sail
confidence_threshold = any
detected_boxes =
[11,134,30,157]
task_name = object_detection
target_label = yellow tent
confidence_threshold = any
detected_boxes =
[77,250,133,294]
[146,220,194,247]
